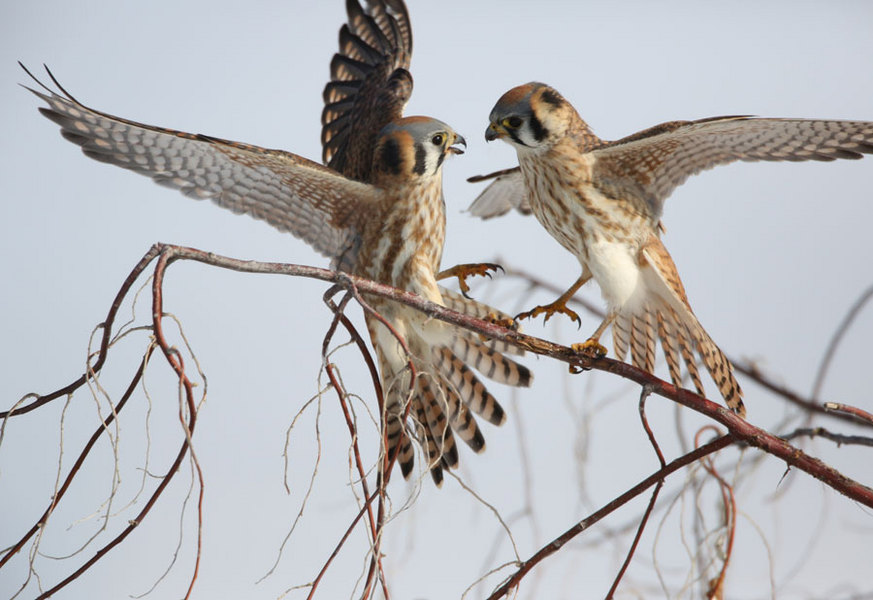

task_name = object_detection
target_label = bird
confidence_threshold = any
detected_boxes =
[21,0,531,487]
[476,81,873,416]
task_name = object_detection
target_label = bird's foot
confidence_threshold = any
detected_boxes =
[486,312,518,330]
[437,262,504,298]
[478,312,518,341]
[569,338,607,373]
[516,299,581,327]
[572,338,608,358]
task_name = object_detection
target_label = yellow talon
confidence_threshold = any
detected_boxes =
[478,312,518,341]
[516,301,581,326]
[572,339,607,358]
[437,262,504,298]
[569,339,607,373]
[486,312,518,330]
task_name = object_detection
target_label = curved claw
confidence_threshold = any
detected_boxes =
[487,313,518,330]
[477,312,518,342]
[516,302,581,326]
[569,338,607,374]
[437,262,505,299]
[571,339,608,358]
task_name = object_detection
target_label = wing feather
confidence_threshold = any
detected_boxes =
[321,0,413,180]
[593,116,873,220]
[465,167,531,219]
[25,66,377,263]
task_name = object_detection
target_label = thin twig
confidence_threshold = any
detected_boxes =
[824,403,873,426]
[486,435,736,600]
[32,250,203,599]
[0,348,153,570]
[605,386,665,599]
[2,245,162,418]
[811,284,873,399]
[781,427,873,448]
[695,426,737,600]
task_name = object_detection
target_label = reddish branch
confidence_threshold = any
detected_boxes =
[27,248,205,599]
[5,243,872,598]
[485,434,737,600]
[319,289,389,600]
[128,243,868,509]
[696,426,737,599]
[0,347,153,571]
[824,402,873,426]
[1,246,163,419]
[604,388,666,599]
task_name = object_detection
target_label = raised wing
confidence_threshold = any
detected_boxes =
[592,116,873,221]
[23,64,379,263]
[466,167,531,219]
[321,0,413,181]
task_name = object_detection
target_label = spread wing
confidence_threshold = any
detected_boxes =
[23,64,379,263]
[592,116,873,221]
[321,0,413,181]
[465,167,531,219]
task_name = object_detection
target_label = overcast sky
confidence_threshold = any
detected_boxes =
[3,2,872,599]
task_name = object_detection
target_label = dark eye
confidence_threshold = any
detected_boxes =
[431,133,445,146]
[504,116,523,129]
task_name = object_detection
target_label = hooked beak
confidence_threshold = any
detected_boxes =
[485,121,505,142]
[448,133,467,155]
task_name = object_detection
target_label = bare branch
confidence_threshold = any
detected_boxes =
[485,435,736,600]
[812,284,873,399]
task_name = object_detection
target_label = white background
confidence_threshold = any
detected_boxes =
[2,1,872,599]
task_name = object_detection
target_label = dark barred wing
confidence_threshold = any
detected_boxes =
[322,0,413,181]
[592,116,873,221]
[24,65,376,263]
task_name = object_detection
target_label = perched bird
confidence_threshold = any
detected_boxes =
[22,0,531,487]
[476,81,873,416]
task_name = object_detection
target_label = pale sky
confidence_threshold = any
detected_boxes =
[2,1,872,599]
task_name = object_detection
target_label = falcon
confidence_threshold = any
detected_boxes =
[476,81,873,416]
[22,0,531,487]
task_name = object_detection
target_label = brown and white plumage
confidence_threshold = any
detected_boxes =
[480,82,873,416]
[318,1,531,485]
[23,1,531,487]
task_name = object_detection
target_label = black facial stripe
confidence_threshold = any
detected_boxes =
[379,137,402,174]
[436,151,446,170]
[507,129,530,147]
[539,89,564,108]
[529,112,548,142]
[413,141,428,175]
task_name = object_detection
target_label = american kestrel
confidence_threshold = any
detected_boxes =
[22,0,531,487]
[477,82,873,416]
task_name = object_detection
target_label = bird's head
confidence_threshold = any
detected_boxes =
[485,82,575,151]
[372,117,466,181]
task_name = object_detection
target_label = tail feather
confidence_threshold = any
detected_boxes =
[436,348,506,426]
[368,290,532,486]
[616,300,744,415]
[691,321,745,416]
[655,309,683,389]
[612,313,630,362]
[383,388,414,478]
[440,383,486,452]
[411,394,444,486]
[439,287,525,357]
[637,240,745,416]
[420,378,460,466]
[629,312,656,374]
[449,336,532,387]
